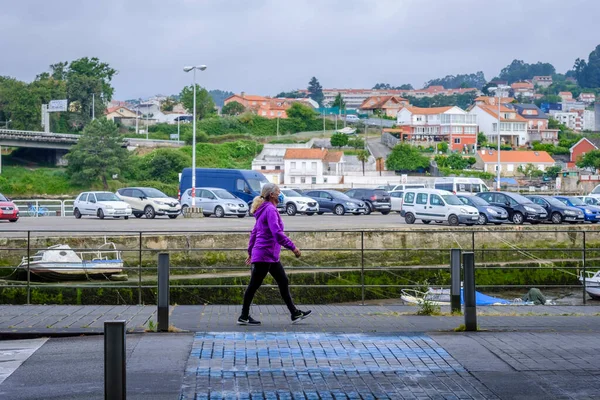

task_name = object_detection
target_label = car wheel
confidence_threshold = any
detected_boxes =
[286,203,297,216]
[306,212,314,216]
[203,213,211,217]
[591,221,598,224]
[334,204,345,215]
[478,213,488,225]
[237,215,245,218]
[422,220,431,224]
[144,205,156,219]
[511,212,524,225]
[448,214,459,226]
[74,208,82,219]
[551,212,563,224]
[97,209,105,220]
[353,212,361,215]
[124,216,129,220]
[404,213,416,224]
[168,215,178,219]
[215,206,225,218]
[466,223,475,226]
[317,212,324,215]
[181,205,188,214]
[9,219,18,223]
[364,202,372,215]
[134,213,143,218]
[380,210,390,215]
[494,223,502,225]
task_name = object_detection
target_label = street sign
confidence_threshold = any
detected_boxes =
[170,134,179,140]
[48,99,68,112]
[401,174,408,184]
[555,177,562,190]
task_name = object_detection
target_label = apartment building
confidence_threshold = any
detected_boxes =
[224,94,317,119]
[468,105,528,147]
[283,148,345,185]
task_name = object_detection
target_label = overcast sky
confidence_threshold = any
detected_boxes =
[2,0,599,100]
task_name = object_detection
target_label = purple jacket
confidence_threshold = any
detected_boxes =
[248,202,296,263]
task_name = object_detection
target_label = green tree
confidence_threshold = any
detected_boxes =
[136,148,191,183]
[221,101,246,116]
[372,83,414,90]
[357,150,369,176]
[544,165,562,179]
[66,119,129,190]
[437,142,449,153]
[386,144,430,171]
[180,84,216,120]
[348,136,364,149]
[307,77,324,106]
[574,45,600,88]
[477,132,487,147]
[161,97,176,112]
[425,71,486,89]
[498,59,556,83]
[332,93,345,110]
[577,150,600,171]
[517,163,544,178]
[445,153,469,169]
[330,132,349,148]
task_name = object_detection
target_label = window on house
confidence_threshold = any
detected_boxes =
[311,162,317,170]
[324,177,328,183]
[291,177,295,183]
[261,166,266,170]
[291,162,296,168]
[507,164,514,172]
[275,166,280,170]
[311,177,316,184]
[301,162,306,169]
[301,177,306,184]
[492,123,498,132]
[454,138,461,144]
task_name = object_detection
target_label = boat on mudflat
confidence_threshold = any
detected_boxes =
[401,288,532,306]
[16,243,124,280]
[579,271,600,300]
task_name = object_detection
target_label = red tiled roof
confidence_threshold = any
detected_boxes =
[359,96,408,110]
[478,150,555,164]
[284,148,327,160]
[324,151,343,163]
[404,106,453,115]
[476,105,527,122]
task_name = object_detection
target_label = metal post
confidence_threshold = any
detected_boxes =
[177,118,180,142]
[496,90,501,190]
[92,93,95,120]
[138,232,142,305]
[0,144,2,175]
[158,253,170,332]
[450,249,462,313]
[104,320,126,400]
[463,252,477,331]
[361,231,365,305]
[583,231,587,305]
[27,231,31,305]
[191,70,197,207]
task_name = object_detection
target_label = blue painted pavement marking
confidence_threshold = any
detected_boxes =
[181,332,470,399]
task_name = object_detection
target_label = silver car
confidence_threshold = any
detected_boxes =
[180,187,248,218]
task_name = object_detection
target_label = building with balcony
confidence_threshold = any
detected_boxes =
[396,106,478,151]
[283,148,344,185]
[468,104,528,147]
[224,93,317,119]
[559,92,574,102]
[510,104,558,144]
[511,81,535,98]
[578,92,596,104]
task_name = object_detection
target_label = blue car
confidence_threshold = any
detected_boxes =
[457,195,508,225]
[554,196,600,223]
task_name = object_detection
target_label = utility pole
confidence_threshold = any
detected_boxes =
[177,117,180,141]
[276,116,279,136]
[92,93,95,120]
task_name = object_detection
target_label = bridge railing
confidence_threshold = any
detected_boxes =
[13,199,74,217]
[0,128,79,139]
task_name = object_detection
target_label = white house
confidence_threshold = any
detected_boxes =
[474,149,555,176]
[396,106,477,151]
[468,104,528,147]
[283,148,344,185]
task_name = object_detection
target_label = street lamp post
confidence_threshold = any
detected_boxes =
[183,65,207,207]
[488,85,509,190]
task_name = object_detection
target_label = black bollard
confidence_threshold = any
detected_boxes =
[463,252,477,331]
[158,253,170,332]
[450,249,462,313]
[104,320,126,400]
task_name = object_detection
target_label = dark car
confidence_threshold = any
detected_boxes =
[456,195,508,225]
[554,196,600,223]
[476,192,547,225]
[344,189,391,215]
[526,195,584,224]
[304,190,367,215]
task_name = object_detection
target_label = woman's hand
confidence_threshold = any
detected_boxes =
[245,256,251,266]
[293,248,301,258]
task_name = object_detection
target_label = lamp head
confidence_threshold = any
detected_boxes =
[198,65,207,71]
[183,66,194,72]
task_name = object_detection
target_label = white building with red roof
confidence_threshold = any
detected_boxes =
[468,104,528,147]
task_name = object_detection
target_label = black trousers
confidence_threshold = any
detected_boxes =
[241,262,297,317]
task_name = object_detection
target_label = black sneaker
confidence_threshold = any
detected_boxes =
[291,309,312,324]
[237,315,261,325]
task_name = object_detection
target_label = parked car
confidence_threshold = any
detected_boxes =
[588,185,600,200]
[304,190,366,215]
[389,190,403,213]
[0,192,19,222]
[401,188,479,226]
[476,192,547,225]
[577,196,600,207]
[345,115,360,123]
[116,187,181,219]
[526,195,584,224]
[377,183,426,192]
[180,187,248,218]
[73,192,132,220]
[434,177,490,195]
[280,189,319,216]
[344,189,391,215]
[456,195,508,225]
[554,196,600,223]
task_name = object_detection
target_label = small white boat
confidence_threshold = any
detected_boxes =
[17,242,124,280]
[579,271,600,299]
[401,288,530,306]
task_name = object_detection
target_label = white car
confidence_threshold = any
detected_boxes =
[589,185,600,200]
[73,192,132,220]
[280,189,319,216]
[345,115,360,123]
[180,187,248,218]
[389,190,404,212]
[400,188,479,226]
[116,187,181,219]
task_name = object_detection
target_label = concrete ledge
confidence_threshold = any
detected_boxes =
[182,207,204,218]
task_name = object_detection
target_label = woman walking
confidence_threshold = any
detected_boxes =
[238,183,311,325]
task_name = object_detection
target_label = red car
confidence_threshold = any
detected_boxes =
[0,193,19,222]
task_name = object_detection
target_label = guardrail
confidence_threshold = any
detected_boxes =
[0,228,595,306]
[12,199,73,217]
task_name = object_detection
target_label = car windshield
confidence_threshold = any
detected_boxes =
[468,196,489,206]
[247,178,265,192]
[144,188,169,198]
[545,197,566,207]
[0,193,7,202]
[567,197,585,206]
[214,189,236,199]
[281,189,301,197]
[96,193,120,202]
[441,195,463,206]
[509,193,534,204]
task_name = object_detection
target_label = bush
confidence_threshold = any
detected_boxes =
[134,148,192,183]
[179,140,263,169]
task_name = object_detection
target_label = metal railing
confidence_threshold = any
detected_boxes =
[0,228,596,306]
[12,199,75,217]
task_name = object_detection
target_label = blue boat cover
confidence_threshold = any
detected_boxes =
[461,288,511,305]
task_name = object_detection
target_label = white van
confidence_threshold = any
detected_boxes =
[433,178,490,196]
[400,188,479,226]
[377,183,427,192]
